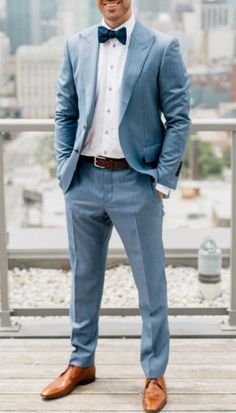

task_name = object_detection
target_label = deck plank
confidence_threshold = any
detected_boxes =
[1,364,236,379]
[0,350,236,365]
[0,338,235,351]
[0,378,236,394]
[0,337,235,412]
[0,394,236,411]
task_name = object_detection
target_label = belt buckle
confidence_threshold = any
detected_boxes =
[94,155,106,168]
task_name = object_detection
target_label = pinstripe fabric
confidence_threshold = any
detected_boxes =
[65,157,169,377]
[55,16,191,378]
[55,19,191,200]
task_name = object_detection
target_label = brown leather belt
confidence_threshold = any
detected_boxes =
[80,155,130,169]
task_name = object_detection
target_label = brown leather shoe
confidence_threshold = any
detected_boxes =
[142,376,167,412]
[40,364,96,399]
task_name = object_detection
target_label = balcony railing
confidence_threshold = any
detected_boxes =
[0,119,236,334]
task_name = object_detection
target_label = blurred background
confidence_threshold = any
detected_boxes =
[0,0,235,320]
[0,0,233,231]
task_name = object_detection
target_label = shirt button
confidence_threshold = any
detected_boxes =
[110,65,114,69]
[109,87,112,91]
[104,150,107,155]
[105,130,108,135]
[107,108,111,113]
[113,43,116,48]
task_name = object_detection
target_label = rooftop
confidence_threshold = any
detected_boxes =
[0,336,235,412]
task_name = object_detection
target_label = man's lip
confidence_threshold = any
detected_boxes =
[103,1,121,5]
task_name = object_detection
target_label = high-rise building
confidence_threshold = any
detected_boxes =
[136,0,172,14]
[0,0,6,32]
[201,0,232,30]
[134,0,173,30]
[41,0,58,20]
[5,0,59,54]
[0,0,5,16]
[58,0,100,37]
[181,0,234,63]
[16,36,63,118]
[220,0,236,28]
[0,31,10,90]
[40,0,59,43]
[6,0,33,54]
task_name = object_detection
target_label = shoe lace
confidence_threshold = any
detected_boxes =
[145,378,164,391]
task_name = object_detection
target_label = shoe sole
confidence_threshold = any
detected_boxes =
[143,398,167,413]
[41,377,96,400]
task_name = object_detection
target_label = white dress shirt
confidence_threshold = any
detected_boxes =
[81,12,170,196]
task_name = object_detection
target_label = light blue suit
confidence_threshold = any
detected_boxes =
[55,18,191,378]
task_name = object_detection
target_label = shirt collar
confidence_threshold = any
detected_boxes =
[101,11,135,41]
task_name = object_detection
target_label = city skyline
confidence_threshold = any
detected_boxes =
[0,0,236,119]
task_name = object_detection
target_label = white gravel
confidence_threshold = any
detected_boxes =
[7,265,230,308]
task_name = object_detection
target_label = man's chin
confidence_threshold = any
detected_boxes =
[104,12,121,20]
[102,6,121,16]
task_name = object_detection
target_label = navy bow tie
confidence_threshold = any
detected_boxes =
[98,26,127,45]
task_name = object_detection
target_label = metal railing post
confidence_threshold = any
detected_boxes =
[0,134,19,330]
[229,131,236,326]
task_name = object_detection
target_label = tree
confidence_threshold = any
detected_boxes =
[182,135,225,179]
[35,134,56,178]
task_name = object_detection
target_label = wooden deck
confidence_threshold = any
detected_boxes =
[0,337,236,412]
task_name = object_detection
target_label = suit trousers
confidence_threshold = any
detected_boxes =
[63,156,170,378]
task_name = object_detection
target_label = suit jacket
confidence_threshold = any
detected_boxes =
[55,18,191,199]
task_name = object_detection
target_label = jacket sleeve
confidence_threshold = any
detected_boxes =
[157,37,191,190]
[54,38,79,180]
[155,182,170,196]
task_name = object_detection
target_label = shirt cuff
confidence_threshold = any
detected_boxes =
[155,182,171,195]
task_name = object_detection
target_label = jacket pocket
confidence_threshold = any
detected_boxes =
[143,142,163,163]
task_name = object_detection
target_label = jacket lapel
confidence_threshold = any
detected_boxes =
[80,19,155,128]
[80,25,100,127]
[119,20,155,125]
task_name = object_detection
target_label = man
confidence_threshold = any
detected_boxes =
[40,0,191,411]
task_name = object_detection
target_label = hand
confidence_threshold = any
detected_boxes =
[157,191,164,200]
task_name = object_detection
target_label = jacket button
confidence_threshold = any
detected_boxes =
[74,148,79,153]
